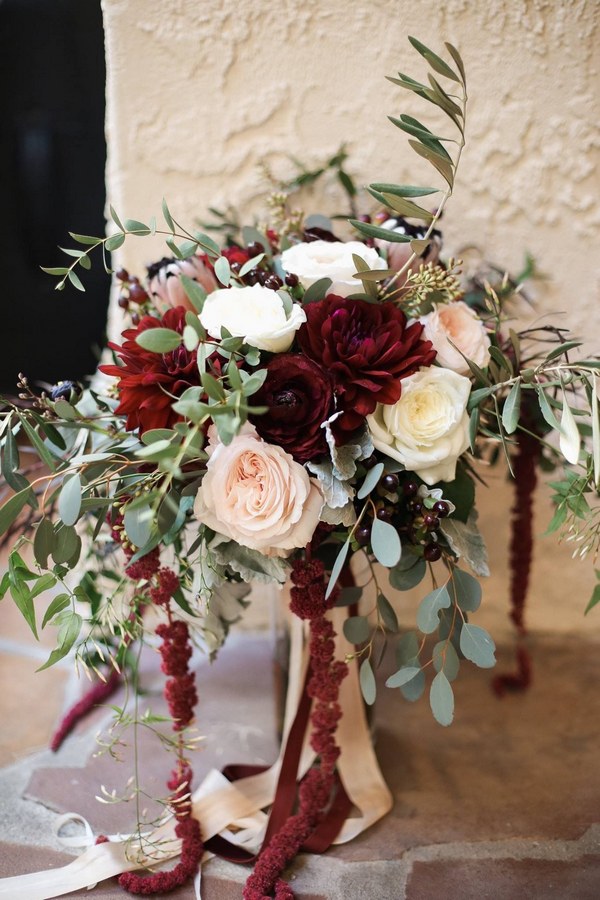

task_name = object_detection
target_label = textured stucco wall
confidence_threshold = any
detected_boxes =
[101,0,600,636]
[102,0,600,343]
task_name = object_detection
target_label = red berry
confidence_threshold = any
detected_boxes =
[382,473,399,491]
[403,479,419,497]
[433,500,450,518]
[115,267,129,282]
[128,283,148,304]
[356,526,371,547]
[285,272,299,288]
[423,543,442,562]
[131,312,140,326]
[423,513,440,530]
[264,274,283,290]
[247,241,264,256]
[118,296,129,310]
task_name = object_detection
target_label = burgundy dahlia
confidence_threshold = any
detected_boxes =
[100,306,201,433]
[297,294,436,432]
[251,354,334,462]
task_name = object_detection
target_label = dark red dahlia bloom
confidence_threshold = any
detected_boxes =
[100,307,200,433]
[251,354,334,463]
[297,294,436,432]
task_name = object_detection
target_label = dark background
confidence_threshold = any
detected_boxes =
[0,0,109,393]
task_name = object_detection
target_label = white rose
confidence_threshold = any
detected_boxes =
[194,424,323,557]
[420,301,490,375]
[280,240,387,297]
[367,368,471,484]
[199,284,306,353]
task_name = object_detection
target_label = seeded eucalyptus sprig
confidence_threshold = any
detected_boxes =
[350,36,467,293]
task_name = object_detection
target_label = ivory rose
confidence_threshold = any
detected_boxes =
[420,301,490,375]
[148,256,218,313]
[193,425,323,556]
[199,284,306,353]
[280,240,387,297]
[367,367,471,484]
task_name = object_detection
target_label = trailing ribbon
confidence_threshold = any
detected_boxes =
[0,599,392,899]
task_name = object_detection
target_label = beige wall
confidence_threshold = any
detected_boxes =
[102,0,600,636]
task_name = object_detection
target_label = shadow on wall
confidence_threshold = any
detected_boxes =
[0,0,109,394]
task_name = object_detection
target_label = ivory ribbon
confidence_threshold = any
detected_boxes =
[0,605,392,899]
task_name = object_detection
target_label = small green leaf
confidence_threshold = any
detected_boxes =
[34,518,55,568]
[52,525,80,565]
[501,381,521,434]
[124,504,153,548]
[460,623,496,668]
[183,324,200,351]
[326,540,350,600]
[302,277,332,304]
[433,640,460,681]
[37,612,82,671]
[408,35,461,83]
[350,219,412,243]
[136,328,182,353]
[389,557,426,591]
[371,517,402,567]
[214,256,231,286]
[40,266,70,275]
[357,462,384,499]
[162,198,175,232]
[105,232,126,252]
[451,568,482,612]
[377,593,399,632]
[429,671,454,726]
[584,580,600,615]
[537,387,560,430]
[124,218,151,235]
[239,254,265,278]
[68,270,85,292]
[110,205,125,231]
[41,593,71,629]
[386,665,421,688]
[359,659,377,706]
[58,473,82,527]
[417,584,451,634]
[370,183,439,198]
[0,488,32,537]
[335,585,363,607]
[69,232,101,245]
[343,615,370,644]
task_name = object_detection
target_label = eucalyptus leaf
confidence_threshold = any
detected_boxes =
[357,462,384,499]
[386,665,421,688]
[359,659,377,706]
[501,381,521,434]
[326,540,350,600]
[124,505,154,548]
[58,473,82,527]
[460,623,496,668]
[343,615,370,644]
[371,517,402,567]
[429,671,454,726]
[432,640,460,681]
[136,328,182,353]
[377,593,399,632]
[389,557,426,590]
[416,584,451,634]
[302,277,333,304]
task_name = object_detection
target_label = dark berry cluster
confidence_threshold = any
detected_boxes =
[354,463,450,564]
[115,267,149,325]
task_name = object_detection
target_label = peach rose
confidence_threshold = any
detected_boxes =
[420,301,491,375]
[193,425,323,557]
[148,256,218,314]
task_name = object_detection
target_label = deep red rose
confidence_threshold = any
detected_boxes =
[100,307,201,433]
[297,294,436,432]
[251,355,334,463]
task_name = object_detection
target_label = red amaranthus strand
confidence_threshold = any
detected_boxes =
[243,556,348,900]
[493,430,539,696]
[118,568,203,895]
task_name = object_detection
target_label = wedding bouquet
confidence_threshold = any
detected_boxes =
[1,36,598,899]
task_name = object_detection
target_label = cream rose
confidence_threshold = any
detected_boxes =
[194,425,323,556]
[199,284,306,353]
[280,240,387,297]
[420,301,491,375]
[367,368,471,484]
[149,256,217,314]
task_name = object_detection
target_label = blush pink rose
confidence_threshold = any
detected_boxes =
[148,255,218,314]
[193,425,323,557]
[420,300,491,375]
